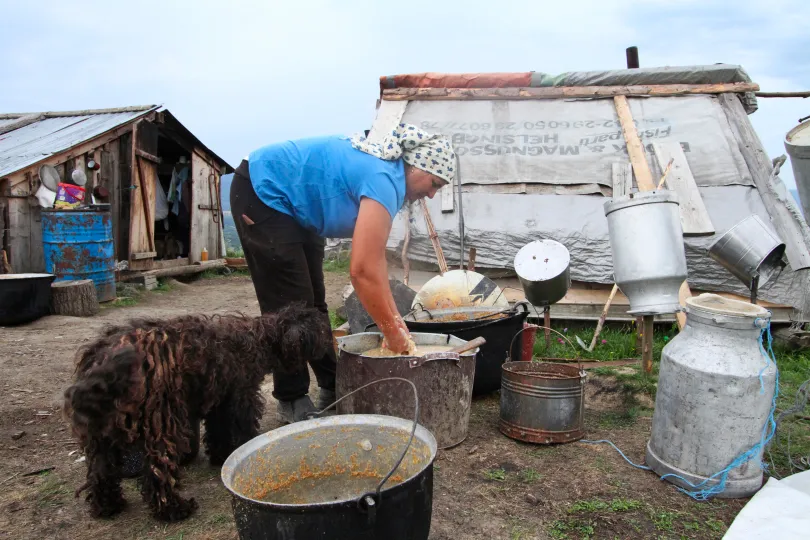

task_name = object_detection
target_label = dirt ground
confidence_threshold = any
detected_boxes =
[0,274,747,539]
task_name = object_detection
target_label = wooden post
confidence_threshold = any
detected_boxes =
[420,199,448,274]
[467,247,476,271]
[544,306,551,350]
[642,316,654,374]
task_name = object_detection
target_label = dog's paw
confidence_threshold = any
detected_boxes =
[88,494,127,519]
[155,497,198,522]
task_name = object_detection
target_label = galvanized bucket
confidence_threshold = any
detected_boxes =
[604,191,687,315]
[514,239,571,307]
[336,332,477,449]
[499,361,586,444]
[708,215,786,288]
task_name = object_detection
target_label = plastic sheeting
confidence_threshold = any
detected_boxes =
[386,185,808,314]
[723,469,810,539]
[401,96,752,189]
[380,64,758,113]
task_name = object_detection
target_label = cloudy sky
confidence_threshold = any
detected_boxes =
[2,0,808,188]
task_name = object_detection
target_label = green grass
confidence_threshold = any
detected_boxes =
[519,468,542,483]
[36,473,70,508]
[323,252,350,273]
[154,279,174,292]
[482,468,507,482]
[651,510,678,532]
[507,518,535,540]
[549,518,595,539]
[329,309,347,329]
[531,323,678,363]
[568,498,642,514]
[110,296,138,307]
[597,407,640,429]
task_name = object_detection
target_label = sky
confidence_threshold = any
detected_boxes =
[1,0,808,189]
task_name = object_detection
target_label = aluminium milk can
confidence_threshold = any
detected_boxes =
[603,191,688,315]
[646,293,775,498]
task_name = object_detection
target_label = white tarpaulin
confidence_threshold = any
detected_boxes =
[401,96,752,189]
[723,470,810,539]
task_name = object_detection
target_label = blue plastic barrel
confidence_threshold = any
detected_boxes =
[41,210,116,302]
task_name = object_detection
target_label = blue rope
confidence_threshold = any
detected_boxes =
[658,316,780,500]
[580,439,651,470]
[582,317,780,501]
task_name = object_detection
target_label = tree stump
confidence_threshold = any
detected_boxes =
[50,280,99,317]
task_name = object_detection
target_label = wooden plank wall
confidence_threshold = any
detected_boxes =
[128,122,158,263]
[189,151,220,262]
[5,173,44,273]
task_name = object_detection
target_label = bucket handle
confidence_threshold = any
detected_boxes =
[306,377,420,522]
[508,324,584,372]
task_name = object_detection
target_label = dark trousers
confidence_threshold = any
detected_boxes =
[230,160,337,401]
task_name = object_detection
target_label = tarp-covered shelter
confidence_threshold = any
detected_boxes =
[370,65,810,323]
[0,105,233,274]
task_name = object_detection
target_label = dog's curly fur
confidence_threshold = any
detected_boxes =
[63,303,331,522]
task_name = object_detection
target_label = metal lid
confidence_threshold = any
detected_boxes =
[514,239,570,282]
[686,293,770,319]
[785,118,810,147]
[38,164,60,192]
[603,190,680,216]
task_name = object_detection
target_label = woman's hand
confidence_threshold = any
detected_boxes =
[381,316,415,354]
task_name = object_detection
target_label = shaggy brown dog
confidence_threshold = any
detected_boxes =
[63,303,331,522]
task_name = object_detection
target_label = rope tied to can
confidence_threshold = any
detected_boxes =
[583,315,780,501]
[656,315,779,500]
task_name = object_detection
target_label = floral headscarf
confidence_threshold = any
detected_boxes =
[349,123,456,184]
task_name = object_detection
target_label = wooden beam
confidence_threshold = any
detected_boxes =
[135,148,162,164]
[0,113,44,136]
[144,259,225,278]
[382,82,760,101]
[651,142,715,236]
[755,91,810,98]
[613,96,655,191]
[420,199,448,274]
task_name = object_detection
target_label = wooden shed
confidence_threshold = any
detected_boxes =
[0,105,233,275]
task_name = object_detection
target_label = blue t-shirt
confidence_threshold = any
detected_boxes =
[247,136,406,239]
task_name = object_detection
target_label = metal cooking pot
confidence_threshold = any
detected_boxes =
[221,411,437,540]
[336,332,477,449]
[708,215,786,288]
[513,240,571,306]
[0,273,55,326]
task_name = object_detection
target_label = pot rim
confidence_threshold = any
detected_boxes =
[501,360,585,380]
[0,273,55,280]
[337,331,479,358]
[603,189,680,216]
[220,414,437,509]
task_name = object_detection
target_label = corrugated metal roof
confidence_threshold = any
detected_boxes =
[0,107,158,177]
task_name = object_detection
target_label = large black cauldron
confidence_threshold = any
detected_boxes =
[221,414,436,540]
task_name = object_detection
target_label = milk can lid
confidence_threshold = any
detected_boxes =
[686,293,770,318]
